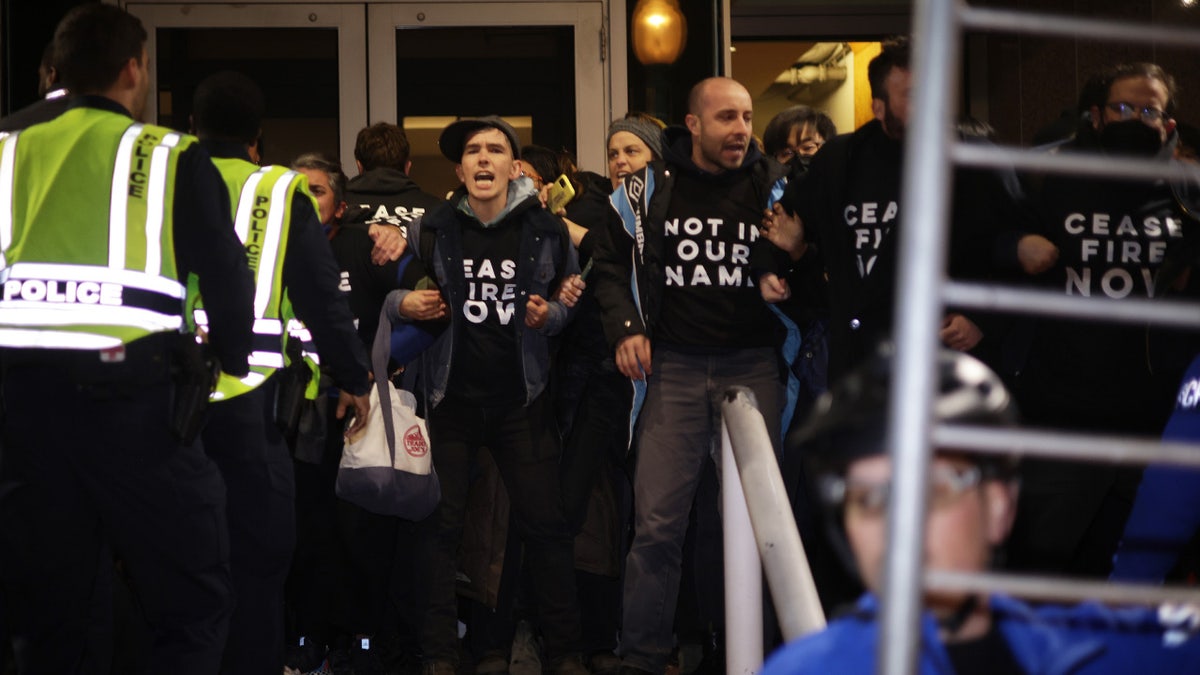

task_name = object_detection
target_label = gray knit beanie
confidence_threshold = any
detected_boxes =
[607,117,665,160]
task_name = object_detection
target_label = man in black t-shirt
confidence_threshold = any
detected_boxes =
[591,77,789,675]
[1003,63,1200,578]
[759,38,990,384]
[388,116,585,675]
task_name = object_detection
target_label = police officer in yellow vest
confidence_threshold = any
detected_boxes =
[0,6,257,674]
[189,70,372,675]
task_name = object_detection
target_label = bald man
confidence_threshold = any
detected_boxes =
[591,77,790,674]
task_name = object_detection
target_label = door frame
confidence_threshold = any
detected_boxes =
[366,2,609,172]
[125,3,369,167]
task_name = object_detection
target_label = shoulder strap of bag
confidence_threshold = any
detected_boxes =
[372,303,398,462]
[420,222,436,263]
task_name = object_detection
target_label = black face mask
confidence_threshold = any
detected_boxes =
[787,154,811,179]
[1099,119,1163,157]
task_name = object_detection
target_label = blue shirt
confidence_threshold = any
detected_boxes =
[763,593,1200,674]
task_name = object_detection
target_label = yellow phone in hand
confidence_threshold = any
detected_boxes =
[546,174,576,214]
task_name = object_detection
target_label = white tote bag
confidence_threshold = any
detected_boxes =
[335,306,440,519]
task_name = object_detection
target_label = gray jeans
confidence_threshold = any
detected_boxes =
[619,346,783,672]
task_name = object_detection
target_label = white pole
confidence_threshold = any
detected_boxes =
[721,388,826,641]
[722,418,763,675]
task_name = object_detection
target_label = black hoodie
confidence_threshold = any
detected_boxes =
[342,167,442,237]
[592,126,787,352]
[779,119,905,380]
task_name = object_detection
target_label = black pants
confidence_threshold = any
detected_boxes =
[420,393,580,664]
[0,351,233,675]
[201,378,296,674]
[288,395,346,647]
[558,361,632,655]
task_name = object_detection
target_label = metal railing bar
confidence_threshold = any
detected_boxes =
[926,569,1200,607]
[959,4,1200,48]
[881,0,959,670]
[951,142,1200,184]
[942,282,1200,330]
[934,424,1200,469]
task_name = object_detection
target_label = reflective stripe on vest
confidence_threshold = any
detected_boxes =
[241,169,292,321]
[108,125,183,276]
[194,164,299,400]
[0,263,186,349]
[0,116,189,350]
[286,318,319,364]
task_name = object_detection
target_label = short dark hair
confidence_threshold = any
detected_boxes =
[867,36,911,103]
[292,152,347,205]
[762,105,837,156]
[192,71,264,144]
[52,4,147,94]
[1102,62,1178,115]
[519,145,560,185]
[355,123,411,172]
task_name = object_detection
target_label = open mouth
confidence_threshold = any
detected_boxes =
[473,171,496,186]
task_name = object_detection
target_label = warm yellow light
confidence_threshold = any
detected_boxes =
[632,0,687,66]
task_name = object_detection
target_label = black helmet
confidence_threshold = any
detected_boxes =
[791,342,1017,476]
[790,343,1019,597]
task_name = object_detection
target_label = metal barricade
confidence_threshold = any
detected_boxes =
[886,1,1200,673]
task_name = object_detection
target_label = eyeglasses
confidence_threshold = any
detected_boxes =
[521,171,544,189]
[819,463,985,518]
[776,141,824,164]
[1105,101,1167,124]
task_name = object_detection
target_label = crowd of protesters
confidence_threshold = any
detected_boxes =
[6,7,1200,675]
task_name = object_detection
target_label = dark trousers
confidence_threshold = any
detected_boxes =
[1006,460,1141,577]
[558,360,632,655]
[420,393,580,664]
[288,421,345,646]
[201,378,296,675]
[559,361,631,532]
[288,395,425,652]
[1003,395,1146,578]
[289,394,351,647]
[620,347,783,673]
[0,356,233,675]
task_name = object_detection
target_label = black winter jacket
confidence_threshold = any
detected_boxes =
[592,127,788,351]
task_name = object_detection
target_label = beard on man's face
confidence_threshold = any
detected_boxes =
[882,102,905,141]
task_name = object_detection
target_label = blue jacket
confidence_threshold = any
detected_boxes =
[1111,353,1200,582]
[387,178,579,409]
[762,593,1200,674]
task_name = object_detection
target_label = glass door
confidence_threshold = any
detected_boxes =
[368,2,608,197]
[125,3,368,173]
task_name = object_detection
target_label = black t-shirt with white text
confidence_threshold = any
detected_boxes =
[329,225,406,347]
[655,169,778,349]
[840,125,902,281]
[1020,163,1200,430]
[447,220,525,405]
